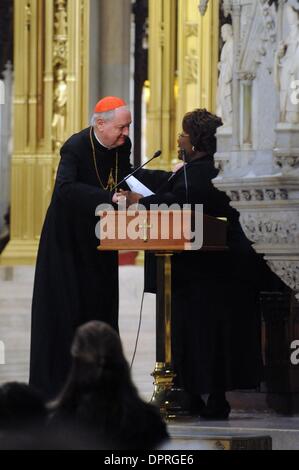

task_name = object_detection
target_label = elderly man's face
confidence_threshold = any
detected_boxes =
[96,108,132,148]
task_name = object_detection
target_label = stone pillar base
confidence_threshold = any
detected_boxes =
[274,123,299,174]
[215,127,232,174]
[0,240,38,266]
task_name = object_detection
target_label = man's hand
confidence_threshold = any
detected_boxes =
[114,189,143,206]
[112,193,118,203]
[117,189,130,197]
[112,188,129,204]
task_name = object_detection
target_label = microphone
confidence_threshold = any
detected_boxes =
[112,150,162,191]
[167,172,176,182]
[181,149,189,203]
[167,161,185,182]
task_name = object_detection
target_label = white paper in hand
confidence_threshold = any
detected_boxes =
[126,175,154,197]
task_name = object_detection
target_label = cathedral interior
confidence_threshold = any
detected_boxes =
[0,0,299,451]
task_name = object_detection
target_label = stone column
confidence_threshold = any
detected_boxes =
[96,0,131,106]
[147,0,219,170]
[0,0,90,266]
[231,2,241,151]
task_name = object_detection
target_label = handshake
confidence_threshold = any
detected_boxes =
[112,189,143,207]
[111,161,185,206]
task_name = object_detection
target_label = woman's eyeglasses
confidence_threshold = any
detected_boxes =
[178,132,189,138]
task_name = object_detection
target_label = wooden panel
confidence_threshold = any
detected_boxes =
[97,210,227,251]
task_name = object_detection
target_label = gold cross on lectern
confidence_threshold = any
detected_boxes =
[138,219,152,242]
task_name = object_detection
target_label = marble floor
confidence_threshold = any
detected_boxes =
[1,264,299,450]
[0,265,156,394]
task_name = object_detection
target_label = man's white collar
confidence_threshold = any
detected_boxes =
[93,129,109,149]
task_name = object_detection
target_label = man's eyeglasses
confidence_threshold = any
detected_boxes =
[178,132,189,138]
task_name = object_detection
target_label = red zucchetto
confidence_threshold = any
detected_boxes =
[94,96,126,113]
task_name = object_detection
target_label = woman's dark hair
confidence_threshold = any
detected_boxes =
[48,321,169,450]
[182,108,223,155]
[53,321,130,404]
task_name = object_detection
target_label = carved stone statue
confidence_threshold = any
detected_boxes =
[55,0,67,38]
[52,67,67,151]
[216,23,234,127]
[274,3,299,124]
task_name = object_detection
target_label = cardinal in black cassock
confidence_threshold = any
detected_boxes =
[30,98,131,399]
[29,97,168,400]
[30,97,170,398]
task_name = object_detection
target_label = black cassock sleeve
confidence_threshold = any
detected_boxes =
[55,142,114,214]
[139,165,213,208]
[135,168,172,193]
[138,175,190,207]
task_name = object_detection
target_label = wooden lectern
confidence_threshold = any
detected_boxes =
[97,209,227,416]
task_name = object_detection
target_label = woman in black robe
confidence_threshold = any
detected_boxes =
[133,109,278,418]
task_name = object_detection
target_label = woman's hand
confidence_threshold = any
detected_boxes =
[114,189,143,206]
[124,191,143,206]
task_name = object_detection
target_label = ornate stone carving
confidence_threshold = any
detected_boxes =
[53,0,68,67]
[198,0,232,18]
[238,72,256,81]
[241,190,252,201]
[52,67,67,152]
[214,155,230,174]
[274,154,299,172]
[240,212,299,245]
[213,1,299,301]
[239,1,276,77]
[259,0,276,44]
[228,190,240,201]
[223,0,233,18]
[227,187,289,202]
[25,3,32,30]
[52,0,68,153]
[265,188,276,200]
[185,23,198,38]
[252,189,264,200]
[266,259,299,300]
[217,24,234,127]
[184,21,199,85]
[275,188,289,199]
[198,0,209,16]
[274,3,299,124]
[159,21,165,47]
[185,49,198,85]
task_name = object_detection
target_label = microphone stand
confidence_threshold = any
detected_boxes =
[112,150,161,192]
[181,149,189,204]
